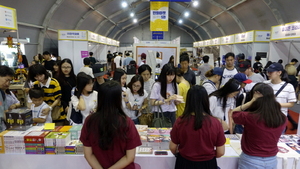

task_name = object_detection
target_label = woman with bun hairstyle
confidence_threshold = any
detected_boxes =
[232,83,287,168]
[202,67,223,95]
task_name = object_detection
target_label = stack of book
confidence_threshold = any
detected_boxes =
[4,131,30,154]
[24,131,50,154]
[75,141,84,154]
[44,132,71,154]
[65,140,80,154]
[135,125,148,142]
[69,125,83,140]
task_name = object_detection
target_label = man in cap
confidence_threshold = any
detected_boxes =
[92,64,108,91]
[239,61,264,84]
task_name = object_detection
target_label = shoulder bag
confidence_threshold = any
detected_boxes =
[152,105,172,128]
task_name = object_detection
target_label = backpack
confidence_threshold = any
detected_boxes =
[126,60,137,75]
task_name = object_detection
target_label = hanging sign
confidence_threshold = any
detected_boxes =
[58,30,87,40]
[0,5,17,30]
[271,22,300,40]
[98,35,107,44]
[204,40,211,46]
[150,1,169,31]
[193,42,198,47]
[198,41,204,47]
[152,31,164,39]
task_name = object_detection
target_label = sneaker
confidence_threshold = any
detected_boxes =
[297,100,300,105]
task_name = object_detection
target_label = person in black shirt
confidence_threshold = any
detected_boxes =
[92,64,107,91]
[89,52,96,65]
[180,54,196,85]
[42,51,55,71]
[253,56,263,73]
[56,59,76,113]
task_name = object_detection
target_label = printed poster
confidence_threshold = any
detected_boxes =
[150,2,169,32]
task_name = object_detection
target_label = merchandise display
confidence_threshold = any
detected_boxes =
[1,124,300,169]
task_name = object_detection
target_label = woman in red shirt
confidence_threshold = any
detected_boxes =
[232,83,287,169]
[170,85,226,169]
[80,80,142,169]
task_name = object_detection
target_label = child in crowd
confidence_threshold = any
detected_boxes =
[123,75,148,124]
[29,87,52,126]
[71,72,97,125]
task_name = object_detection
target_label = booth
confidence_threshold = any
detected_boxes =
[233,30,270,66]
[58,30,119,74]
[269,22,300,65]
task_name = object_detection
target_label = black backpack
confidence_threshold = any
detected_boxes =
[127,60,136,75]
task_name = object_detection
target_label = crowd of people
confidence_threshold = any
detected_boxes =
[0,50,299,169]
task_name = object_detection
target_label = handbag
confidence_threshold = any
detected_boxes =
[152,105,172,128]
[138,108,153,127]
[51,105,62,120]
[67,101,83,124]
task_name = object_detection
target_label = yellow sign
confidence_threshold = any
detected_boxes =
[0,5,17,30]
[150,2,169,32]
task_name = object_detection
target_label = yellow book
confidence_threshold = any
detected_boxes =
[0,130,9,154]
[59,126,72,132]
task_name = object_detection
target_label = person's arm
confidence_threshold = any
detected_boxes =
[33,118,46,123]
[232,91,263,113]
[280,102,295,108]
[77,96,86,111]
[41,98,61,116]
[108,148,136,169]
[83,146,103,169]
[140,98,148,110]
[8,103,21,110]
[169,140,178,155]
[216,145,225,158]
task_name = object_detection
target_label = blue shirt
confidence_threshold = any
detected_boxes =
[123,57,133,66]
[183,69,196,85]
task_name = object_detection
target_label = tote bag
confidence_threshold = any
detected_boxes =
[152,105,172,128]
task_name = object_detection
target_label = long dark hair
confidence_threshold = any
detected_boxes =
[181,85,211,130]
[74,72,93,99]
[113,68,127,87]
[157,63,177,99]
[209,78,241,112]
[87,81,128,150]
[127,75,144,96]
[247,83,286,128]
[56,59,76,86]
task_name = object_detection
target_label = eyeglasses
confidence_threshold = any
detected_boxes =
[133,84,141,88]
[62,67,72,69]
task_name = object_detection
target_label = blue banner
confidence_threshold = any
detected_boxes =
[152,31,164,39]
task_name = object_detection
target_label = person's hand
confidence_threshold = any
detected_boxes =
[41,107,50,116]
[251,91,263,102]
[132,104,138,110]
[65,106,69,113]
[9,104,17,110]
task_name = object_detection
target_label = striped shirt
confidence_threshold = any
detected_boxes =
[264,80,296,116]
[33,77,65,120]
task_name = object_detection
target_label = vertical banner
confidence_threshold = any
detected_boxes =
[150,1,169,32]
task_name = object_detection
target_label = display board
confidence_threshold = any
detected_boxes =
[271,22,300,41]
[136,46,177,67]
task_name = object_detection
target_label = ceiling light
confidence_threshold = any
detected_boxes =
[133,18,138,23]
[192,1,199,7]
[130,12,134,17]
[184,12,189,17]
[121,1,128,8]
[178,19,183,24]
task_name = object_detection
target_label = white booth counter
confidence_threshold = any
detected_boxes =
[0,144,299,169]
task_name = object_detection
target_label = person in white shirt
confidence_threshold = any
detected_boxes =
[209,79,241,134]
[114,52,123,69]
[71,72,97,125]
[29,87,52,126]
[202,67,223,95]
[79,58,94,78]
[156,52,162,74]
[264,63,296,116]
[140,53,146,66]
[123,75,148,124]
[220,52,238,87]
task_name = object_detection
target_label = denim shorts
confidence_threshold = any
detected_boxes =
[239,152,277,169]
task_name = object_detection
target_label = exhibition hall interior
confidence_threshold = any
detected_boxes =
[0,0,300,169]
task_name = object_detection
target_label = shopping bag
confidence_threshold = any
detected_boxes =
[152,105,172,128]
[67,101,83,124]
[138,108,153,126]
[51,105,62,120]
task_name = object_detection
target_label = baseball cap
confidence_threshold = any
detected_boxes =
[92,64,107,77]
[238,61,251,72]
[212,67,223,76]
[255,56,261,61]
[266,63,284,72]
[233,73,252,84]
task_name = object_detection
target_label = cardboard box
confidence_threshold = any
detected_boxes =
[5,108,32,131]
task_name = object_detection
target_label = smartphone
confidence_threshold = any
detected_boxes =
[154,151,168,155]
